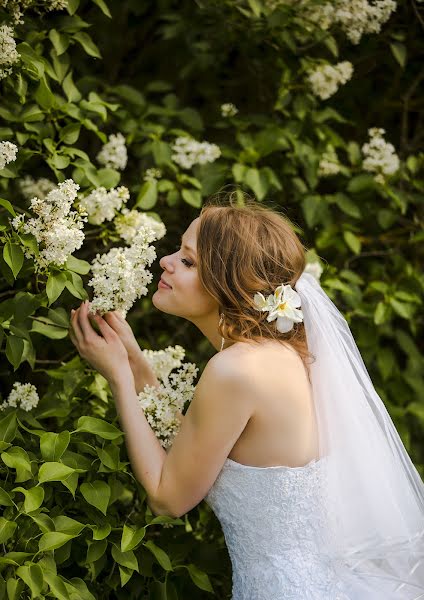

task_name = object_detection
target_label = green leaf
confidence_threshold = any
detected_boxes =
[374,301,389,326]
[40,431,70,462]
[39,531,75,552]
[181,188,202,208]
[76,416,124,440]
[0,412,18,443]
[31,317,69,339]
[66,0,80,14]
[3,243,24,278]
[92,0,112,17]
[135,180,158,210]
[62,70,82,102]
[343,231,361,254]
[59,123,81,145]
[0,517,17,543]
[390,42,407,68]
[16,563,44,597]
[46,272,68,304]
[12,486,44,513]
[34,77,56,110]
[0,197,16,216]
[389,298,414,319]
[121,524,146,552]
[38,461,77,483]
[86,539,108,563]
[90,522,111,541]
[49,29,70,55]
[185,563,214,592]
[347,174,375,194]
[96,168,120,188]
[244,167,269,201]
[64,270,86,300]
[80,480,110,515]
[65,255,91,274]
[73,32,102,58]
[52,515,85,536]
[143,540,173,571]
[42,571,70,600]
[111,545,139,571]
[1,447,32,482]
[0,486,14,506]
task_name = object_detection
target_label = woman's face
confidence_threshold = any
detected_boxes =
[152,217,218,322]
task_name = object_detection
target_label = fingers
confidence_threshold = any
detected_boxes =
[90,312,116,344]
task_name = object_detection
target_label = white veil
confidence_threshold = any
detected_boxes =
[294,271,424,599]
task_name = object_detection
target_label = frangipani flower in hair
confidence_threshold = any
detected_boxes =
[253,283,304,333]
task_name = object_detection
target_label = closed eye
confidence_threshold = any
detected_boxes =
[174,244,194,268]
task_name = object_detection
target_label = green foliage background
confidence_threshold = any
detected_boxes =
[0,0,423,598]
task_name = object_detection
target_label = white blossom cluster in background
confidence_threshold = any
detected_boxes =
[318,147,341,177]
[87,224,158,317]
[0,382,39,411]
[308,61,353,100]
[141,344,186,381]
[333,0,397,44]
[79,186,130,225]
[18,175,56,200]
[0,25,20,79]
[0,0,68,24]
[10,179,88,272]
[361,127,400,184]
[221,102,239,117]
[0,139,18,169]
[114,209,166,245]
[304,260,323,281]
[171,136,221,169]
[96,132,128,171]
[138,348,199,449]
[263,0,397,44]
[143,168,162,182]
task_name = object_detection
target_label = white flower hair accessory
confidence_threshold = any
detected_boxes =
[253,283,304,333]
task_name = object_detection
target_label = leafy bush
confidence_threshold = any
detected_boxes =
[0,0,423,598]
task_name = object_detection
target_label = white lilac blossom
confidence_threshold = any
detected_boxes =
[171,136,221,170]
[0,140,18,169]
[10,179,88,272]
[87,225,158,317]
[141,345,186,381]
[18,175,56,200]
[114,208,166,245]
[143,168,162,182]
[0,382,39,411]
[221,103,239,117]
[0,25,19,79]
[138,356,199,449]
[96,132,128,171]
[304,261,323,281]
[318,147,341,177]
[334,0,397,44]
[362,127,400,184]
[264,0,396,44]
[79,186,130,225]
[308,61,353,100]
[0,0,68,24]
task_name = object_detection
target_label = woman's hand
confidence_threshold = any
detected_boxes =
[102,311,142,363]
[69,300,132,386]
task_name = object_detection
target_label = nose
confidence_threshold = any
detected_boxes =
[159,252,175,272]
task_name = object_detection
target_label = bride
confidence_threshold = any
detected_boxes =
[70,192,424,599]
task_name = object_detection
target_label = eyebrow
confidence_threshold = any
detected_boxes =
[180,234,196,256]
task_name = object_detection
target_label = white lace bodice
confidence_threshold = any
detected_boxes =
[205,456,362,600]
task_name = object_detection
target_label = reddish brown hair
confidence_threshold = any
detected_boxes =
[197,189,315,379]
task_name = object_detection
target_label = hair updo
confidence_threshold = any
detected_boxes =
[196,189,315,378]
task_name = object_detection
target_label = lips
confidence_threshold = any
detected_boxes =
[160,277,172,289]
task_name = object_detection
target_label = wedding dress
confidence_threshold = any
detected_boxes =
[205,454,423,600]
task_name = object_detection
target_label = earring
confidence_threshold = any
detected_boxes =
[219,312,225,351]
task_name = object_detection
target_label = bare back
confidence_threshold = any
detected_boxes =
[223,340,319,468]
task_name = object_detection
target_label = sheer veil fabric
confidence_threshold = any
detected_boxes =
[294,271,424,598]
